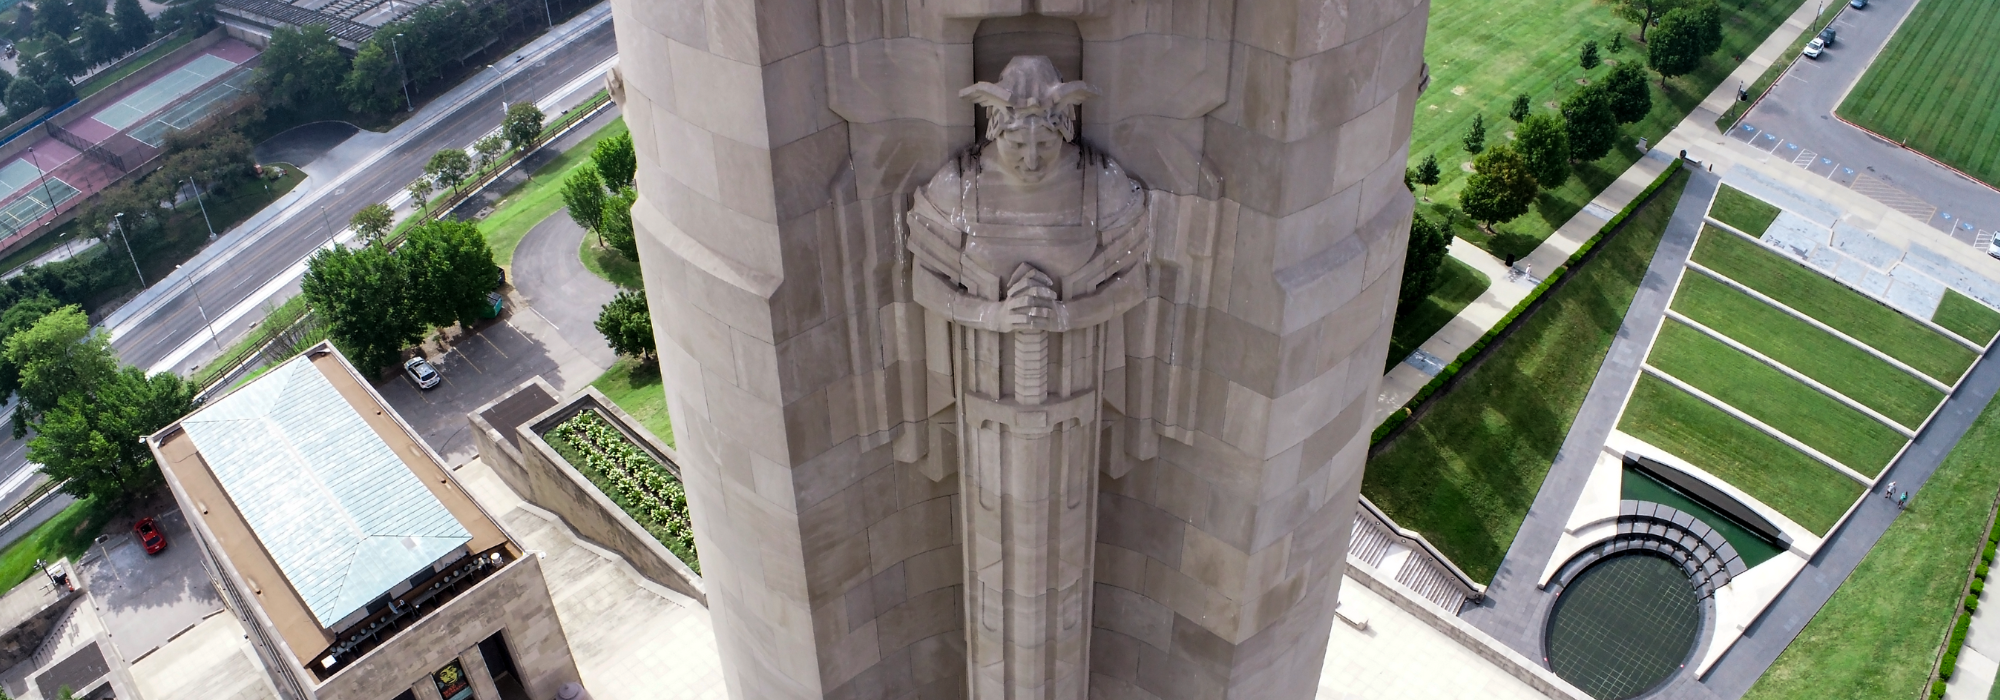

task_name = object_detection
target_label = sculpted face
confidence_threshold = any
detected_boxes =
[992,118,1065,183]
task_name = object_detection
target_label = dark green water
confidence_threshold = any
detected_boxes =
[1545,553,1703,699]
[1622,466,1785,567]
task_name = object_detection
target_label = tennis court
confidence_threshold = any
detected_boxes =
[129,70,255,147]
[92,54,237,131]
[0,177,79,236]
[0,159,46,202]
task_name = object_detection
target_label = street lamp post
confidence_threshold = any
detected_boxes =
[490,62,509,116]
[27,146,56,221]
[112,213,143,286]
[187,179,216,240]
[176,264,222,354]
[391,33,414,113]
[320,205,335,238]
[544,0,553,27]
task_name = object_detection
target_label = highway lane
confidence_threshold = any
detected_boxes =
[114,15,618,372]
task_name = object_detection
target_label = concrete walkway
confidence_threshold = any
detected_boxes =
[1457,168,1720,658]
[1946,601,2000,700]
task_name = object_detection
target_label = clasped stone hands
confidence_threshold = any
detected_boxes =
[1000,265,1060,333]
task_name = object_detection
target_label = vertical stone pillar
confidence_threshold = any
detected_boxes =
[459,643,502,700]
[413,677,446,700]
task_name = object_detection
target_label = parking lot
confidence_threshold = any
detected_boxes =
[79,509,222,663]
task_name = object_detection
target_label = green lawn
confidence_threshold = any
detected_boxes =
[1419,0,1802,259]
[1935,289,2000,345]
[1363,169,1690,582]
[1744,388,2000,699]
[1838,0,2000,189]
[1618,376,1862,535]
[1708,185,1782,235]
[1673,273,1945,428]
[1693,228,1975,383]
[0,498,113,596]
[479,117,629,266]
[1386,257,1493,371]
[580,235,642,289]
[1649,320,1905,475]
[592,357,673,448]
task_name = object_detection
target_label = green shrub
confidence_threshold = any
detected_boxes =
[1933,679,1947,699]
[1967,594,1980,612]
[1974,579,1985,596]
[1981,563,1990,579]
[1985,543,1996,563]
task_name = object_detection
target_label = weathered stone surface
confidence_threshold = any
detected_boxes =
[607,0,1425,695]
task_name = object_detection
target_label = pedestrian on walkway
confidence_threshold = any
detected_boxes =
[1899,492,1910,510]
[1885,481,1897,499]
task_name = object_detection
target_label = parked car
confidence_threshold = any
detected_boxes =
[404,356,442,390]
[134,518,166,555]
[1803,37,1826,58]
[1819,27,1837,45]
[1850,0,1867,7]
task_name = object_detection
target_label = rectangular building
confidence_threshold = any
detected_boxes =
[148,344,580,700]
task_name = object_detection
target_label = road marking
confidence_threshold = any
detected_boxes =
[454,346,484,374]
[479,331,510,359]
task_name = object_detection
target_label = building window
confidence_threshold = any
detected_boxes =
[433,659,474,700]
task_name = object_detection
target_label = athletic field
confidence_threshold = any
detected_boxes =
[1839,0,2000,188]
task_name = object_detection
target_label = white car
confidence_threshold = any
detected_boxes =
[404,357,441,390]
[1803,38,1826,59]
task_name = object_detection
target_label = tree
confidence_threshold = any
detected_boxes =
[4,306,116,438]
[339,42,403,115]
[35,0,77,39]
[302,243,420,374]
[1648,6,1709,83]
[1459,145,1539,232]
[1580,40,1601,70]
[473,135,504,172]
[255,24,346,109]
[80,16,119,66]
[39,76,73,110]
[1690,1,1724,57]
[113,0,151,52]
[1508,94,1531,123]
[595,290,655,361]
[561,164,606,236]
[592,133,637,190]
[1397,212,1451,315]
[503,102,544,151]
[1604,62,1653,124]
[425,148,472,194]
[1462,113,1486,155]
[31,366,196,503]
[0,295,61,399]
[1413,153,1441,194]
[400,219,500,330]
[1516,112,1571,187]
[5,77,44,120]
[350,203,393,244]
[407,175,435,212]
[1614,0,1685,43]
[1561,83,1620,162]
[601,187,638,261]
[1609,31,1625,54]
[40,33,83,81]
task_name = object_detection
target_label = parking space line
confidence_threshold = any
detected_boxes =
[454,346,483,374]
[479,331,510,360]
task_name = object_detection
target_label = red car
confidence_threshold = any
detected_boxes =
[134,518,166,555]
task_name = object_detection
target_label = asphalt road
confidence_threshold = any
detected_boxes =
[114,13,618,374]
[1731,0,2000,243]
[512,211,618,368]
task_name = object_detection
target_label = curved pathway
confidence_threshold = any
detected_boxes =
[512,211,618,371]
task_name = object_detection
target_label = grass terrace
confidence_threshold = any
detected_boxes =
[1386,257,1492,370]
[1934,290,2000,346]
[1418,0,1802,259]
[479,117,629,266]
[1618,376,1862,535]
[1673,273,1945,428]
[1692,228,1976,383]
[1707,185,1781,236]
[1838,0,2000,189]
[591,358,673,447]
[580,234,641,289]
[1744,387,2000,699]
[1363,169,1690,582]
[1648,320,1905,474]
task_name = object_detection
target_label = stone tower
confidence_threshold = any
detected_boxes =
[603,1,1429,698]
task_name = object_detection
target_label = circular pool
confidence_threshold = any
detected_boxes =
[1544,552,1703,699]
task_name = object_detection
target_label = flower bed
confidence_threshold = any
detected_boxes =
[545,409,698,571]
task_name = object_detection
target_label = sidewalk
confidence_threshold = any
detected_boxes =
[1374,0,1823,425]
[1947,601,2000,700]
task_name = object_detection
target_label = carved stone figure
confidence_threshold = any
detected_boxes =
[904,56,1148,699]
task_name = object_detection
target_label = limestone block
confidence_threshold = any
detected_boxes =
[1075,0,1234,42]
[1232,0,1425,59]
[1079,116,1206,197]
[1083,35,1228,122]
[826,39,975,126]
[771,123,853,222]
[616,0,707,50]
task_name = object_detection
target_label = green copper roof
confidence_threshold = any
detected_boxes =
[182,356,470,628]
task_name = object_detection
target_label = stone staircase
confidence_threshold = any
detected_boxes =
[1348,497,1486,614]
[1550,501,1749,599]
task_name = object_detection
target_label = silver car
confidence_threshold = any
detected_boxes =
[1803,37,1826,59]
[404,356,441,390]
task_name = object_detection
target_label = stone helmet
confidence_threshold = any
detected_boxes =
[961,55,1100,144]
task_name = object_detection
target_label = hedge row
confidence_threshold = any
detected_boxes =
[1930,519,2000,698]
[1372,158,1687,444]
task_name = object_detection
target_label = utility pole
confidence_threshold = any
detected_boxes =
[544,0,553,27]
[188,179,215,240]
[391,33,413,113]
[490,63,509,117]
[27,146,56,221]
[113,213,143,286]
[176,264,221,354]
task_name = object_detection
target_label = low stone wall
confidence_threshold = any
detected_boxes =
[471,382,704,604]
